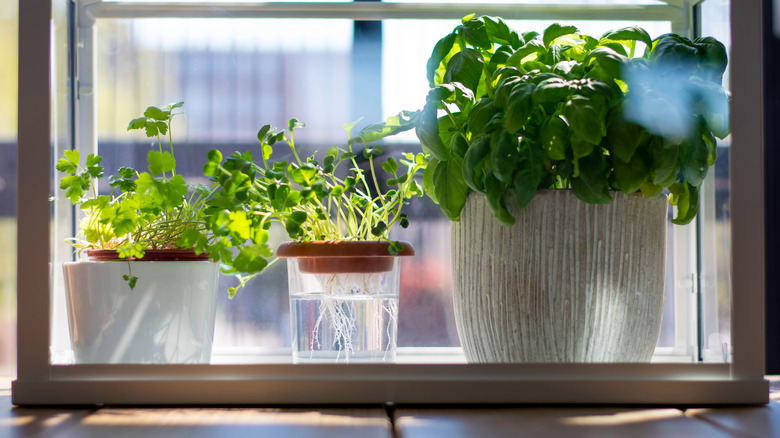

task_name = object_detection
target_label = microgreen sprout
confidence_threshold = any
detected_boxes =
[200,119,426,297]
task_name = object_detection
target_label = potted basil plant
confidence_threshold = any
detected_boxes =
[57,102,221,364]
[198,118,425,363]
[363,17,729,363]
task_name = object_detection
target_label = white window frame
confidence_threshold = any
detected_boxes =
[13,0,767,405]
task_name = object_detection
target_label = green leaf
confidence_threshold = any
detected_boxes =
[485,172,515,226]
[570,139,593,166]
[669,182,699,225]
[178,228,209,253]
[156,121,168,136]
[144,106,170,121]
[648,138,679,186]
[607,106,643,163]
[423,158,440,204]
[493,75,523,110]
[693,79,730,139]
[86,154,102,168]
[462,136,490,193]
[640,181,664,198]
[512,155,542,210]
[362,145,385,159]
[371,221,388,237]
[543,23,579,48]
[257,124,271,143]
[458,19,492,50]
[571,150,612,204]
[490,129,520,184]
[350,110,420,144]
[227,210,251,241]
[123,275,138,290]
[207,149,222,163]
[443,48,484,94]
[563,95,605,145]
[56,155,78,174]
[108,174,136,193]
[483,16,512,46]
[163,101,184,111]
[600,26,652,47]
[288,117,306,131]
[694,36,728,84]
[381,157,399,175]
[506,39,545,66]
[649,33,697,67]
[467,99,496,136]
[679,135,709,186]
[60,174,89,203]
[612,148,650,194]
[540,116,569,161]
[233,244,270,274]
[147,150,176,176]
[127,117,147,131]
[433,159,470,221]
[144,120,159,138]
[119,167,136,179]
[426,33,457,87]
[532,77,571,105]
[416,102,450,161]
[585,46,628,78]
[702,130,718,167]
[504,83,535,134]
[426,82,475,106]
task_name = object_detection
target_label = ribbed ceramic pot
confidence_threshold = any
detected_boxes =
[451,190,667,363]
[63,250,219,364]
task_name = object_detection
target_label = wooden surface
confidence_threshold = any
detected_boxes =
[2,378,779,437]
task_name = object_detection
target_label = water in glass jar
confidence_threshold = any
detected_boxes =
[290,294,398,363]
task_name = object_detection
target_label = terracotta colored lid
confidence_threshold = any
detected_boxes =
[276,240,414,258]
[86,249,210,262]
[276,241,414,274]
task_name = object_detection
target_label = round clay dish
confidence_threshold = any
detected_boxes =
[276,241,414,274]
[86,249,210,262]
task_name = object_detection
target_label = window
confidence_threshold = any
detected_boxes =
[13,0,768,405]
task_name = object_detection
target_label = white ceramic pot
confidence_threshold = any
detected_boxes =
[451,190,667,363]
[62,260,219,364]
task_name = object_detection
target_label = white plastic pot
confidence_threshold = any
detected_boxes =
[62,255,219,364]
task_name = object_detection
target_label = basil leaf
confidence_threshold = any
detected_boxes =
[416,102,450,161]
[669,182,699,225]
[490,129,520,183]
[462,135,491,193]
[540,115,569,161]
[612,148,650,194]
[504,83,535,134]
[444,48,484,94]
[433,159,470,220]
[571,151,612,204]
[543,23,578,48]
[485,172,515,226]
[600,26,652,47]
[563,95,605,145]
[426,33,457,87]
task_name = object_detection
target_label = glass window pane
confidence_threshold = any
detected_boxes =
[0,0,16,377]
[51,6,733,365]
